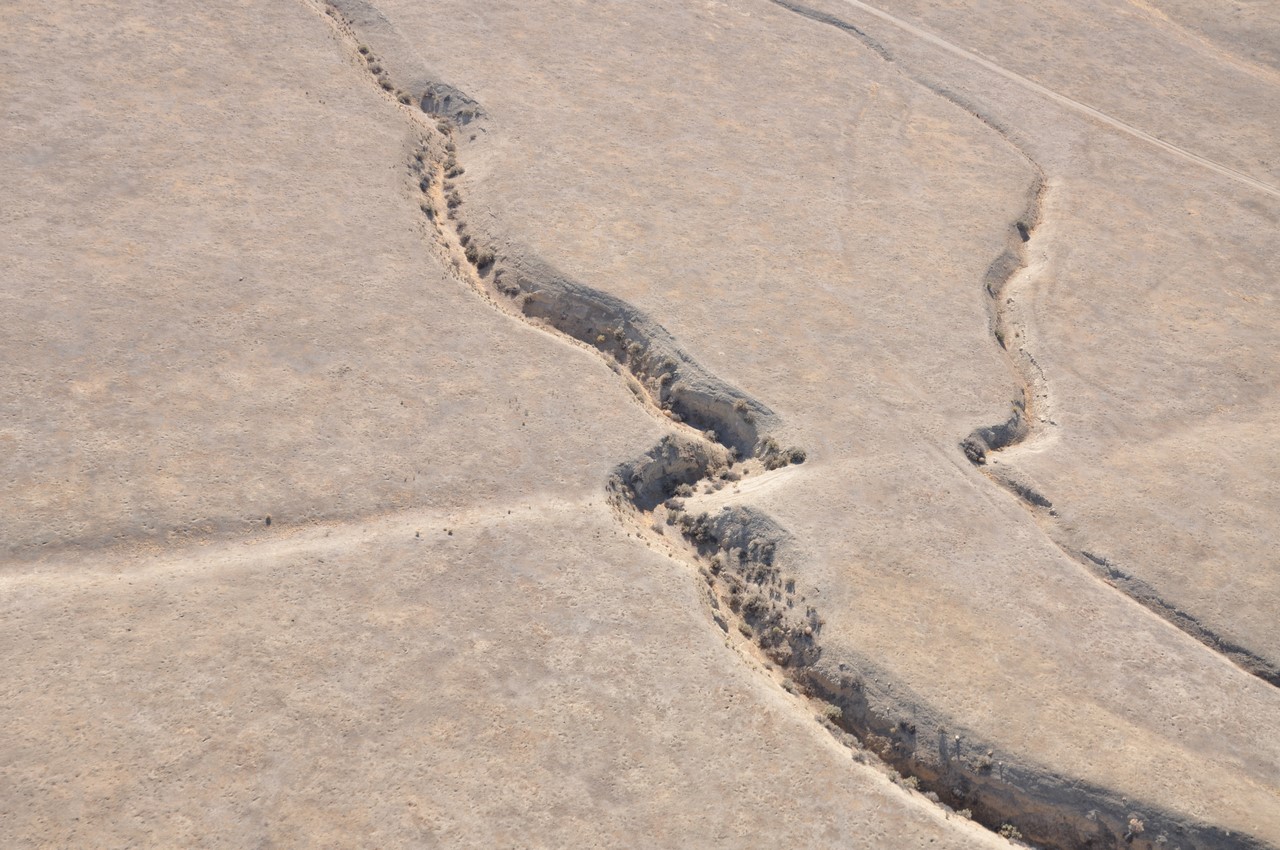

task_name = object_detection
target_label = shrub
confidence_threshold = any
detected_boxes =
[465,243,495,268]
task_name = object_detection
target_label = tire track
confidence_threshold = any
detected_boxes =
[812,0,1280,199]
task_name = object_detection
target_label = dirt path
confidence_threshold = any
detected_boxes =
[785,0,1280,199]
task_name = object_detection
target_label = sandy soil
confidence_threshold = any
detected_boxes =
[2,0,1277,847]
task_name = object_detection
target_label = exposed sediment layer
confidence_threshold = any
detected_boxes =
[310,1,1275,847]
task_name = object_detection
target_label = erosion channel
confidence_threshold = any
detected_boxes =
[311,2,1272,848]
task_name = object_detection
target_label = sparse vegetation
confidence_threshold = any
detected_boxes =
[495,274,521,297]
[999,824,1022,841]
[758,436,808,470]
[465,243,495,269]
[32,1,1259,844]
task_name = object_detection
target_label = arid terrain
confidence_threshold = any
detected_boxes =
[2,1,1277,847]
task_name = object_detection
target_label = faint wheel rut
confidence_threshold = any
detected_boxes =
[306,2,1275,848]
[778,0,1280,198]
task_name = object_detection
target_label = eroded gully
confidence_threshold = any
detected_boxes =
[303,2,1274,847]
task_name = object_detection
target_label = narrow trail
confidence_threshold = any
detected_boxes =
[811,0,1280,199]
[773,0,1280,691]
[302,2,1274,847]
